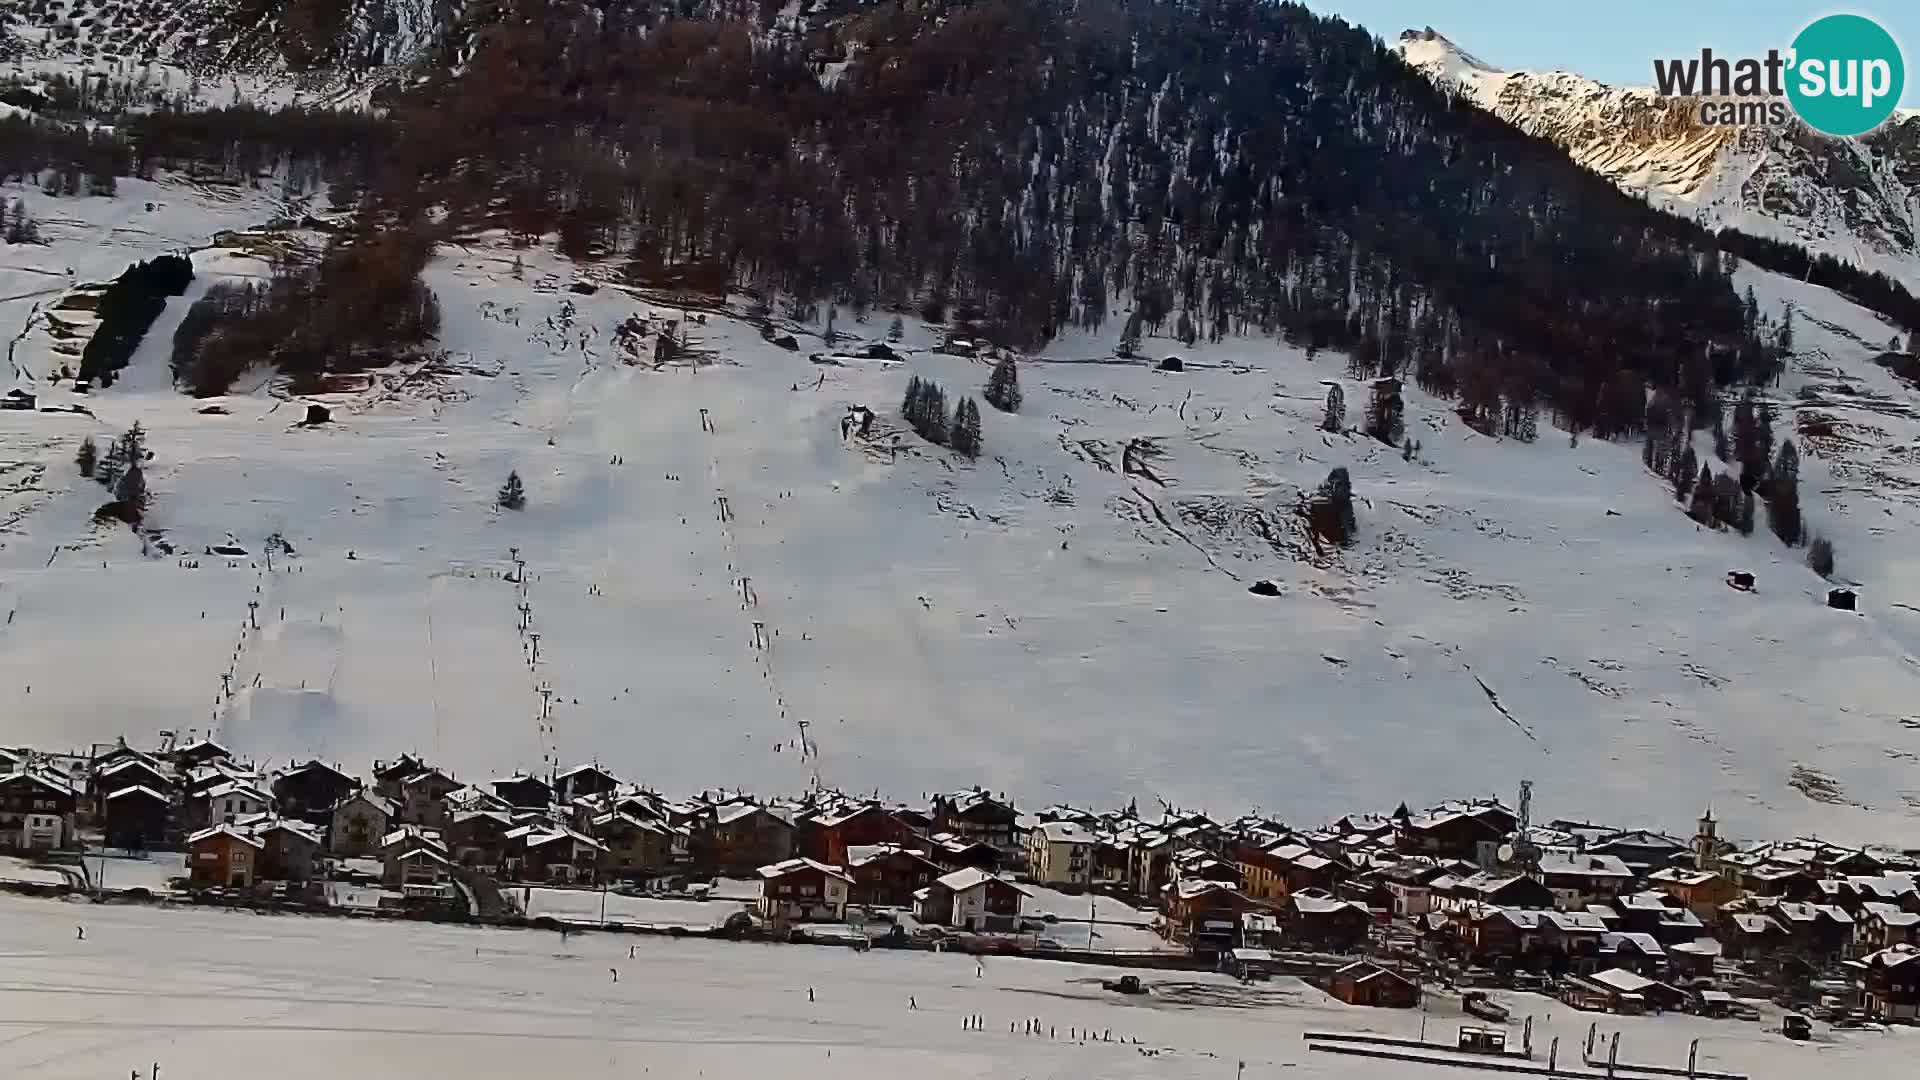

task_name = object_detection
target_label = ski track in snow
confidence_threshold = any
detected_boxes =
[3,178,1920,842]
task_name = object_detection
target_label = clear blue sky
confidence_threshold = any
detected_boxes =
[1316,1,1920,106]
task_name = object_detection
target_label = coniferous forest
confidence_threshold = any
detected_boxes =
[345,0,1814,441]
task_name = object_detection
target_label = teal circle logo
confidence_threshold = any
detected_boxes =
[1786,14,1905,136]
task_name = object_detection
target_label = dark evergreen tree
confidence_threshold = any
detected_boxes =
[1711,472,1742,530]
[1737,488,1754,536]
[117,423,146,468]
[952,398,983,459]
[1779,304,1795,354]
[984,356,1022,413]
[1675,444,1697,501]
[922,383,949,445]
[1322,384,1345,433]
[902,376,926,428]
[887,315,904,343]
[1766,439,1802,546]
[1710,402,1730,462]
[75,436,96,478]
[498,470,526,511]
[1365,379,1404,446]
[115,462,147,516]
[96,435,124,488]
[1808,535,1835,578]
[1310,467,1357,546]
[1688,465,1716,524]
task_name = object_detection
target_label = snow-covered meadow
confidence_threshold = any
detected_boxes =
[0,894,1906,1079]
[3,175,1920,843]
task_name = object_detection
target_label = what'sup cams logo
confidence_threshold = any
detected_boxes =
[1653,13,1905,136]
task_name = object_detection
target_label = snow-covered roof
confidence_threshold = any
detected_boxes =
[1590,829,1687,851]
[1849,874,1919,899]
[759,857,852,883]
[277,759,355,782]
[187,824,263,849]
[200,781,269,803]
[1862,902,1920,927]
[1538,851,1633,879]
[525,826,606,851]
[176,738,231,758]
[0,770,78,798]
[1539,911,1608,933]
[1862,944,1920,969]
[1229,947,1274,962]
[592,810,666,834]
[103,784,169,804]
[1293,893,1366,916]
[97,757,171,780]
[1671,938,1723,957]
[936,867,1028,895]
[845,843,932,867]
[1587,968,1657,994]
[337,790,396,818]
[1647,867,1719,886]
[1602,932,1665,955]
[1038,820,1095,844]
[716,802,774,826]
[382,825,446,851]
[1768,900,1853,924]
[249,817,322,844]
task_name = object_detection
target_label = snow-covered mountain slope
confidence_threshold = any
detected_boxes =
[1395,29,1920,291]
[0,0,452,110]
[6,179,1920,844]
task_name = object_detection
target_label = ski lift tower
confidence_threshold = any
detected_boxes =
[1498,779,1542,878]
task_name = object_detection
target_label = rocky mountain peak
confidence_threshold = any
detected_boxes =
[1393,29,1920,291]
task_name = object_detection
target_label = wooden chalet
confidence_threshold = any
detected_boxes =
[491,773,554,809]
[188,824,263,889]
[1852,945,1920,1022]
[1327,961,1420,1008]
[271,760,359,822]
[804,802,920,866]
[914,867,1029,930]
[844,843,946,908]
[554,763,622,803]
[697,802,794,876]
[102,785,171,850]
[329,791,395,856]
[757,857,852,923]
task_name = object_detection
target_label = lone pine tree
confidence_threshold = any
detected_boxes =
[984,356,1022,413]
[75,436,97,478]
[951,397,983,459]
[115,462,148,517]
[1766,439,1802,546]
[1807,535,1835,578]
[1322,384,1344,433]
[498,470,527,511]
[1309,467,1357,547]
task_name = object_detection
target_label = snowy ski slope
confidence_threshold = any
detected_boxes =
[3,178,1920,843]
[0,894,1908,1079]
